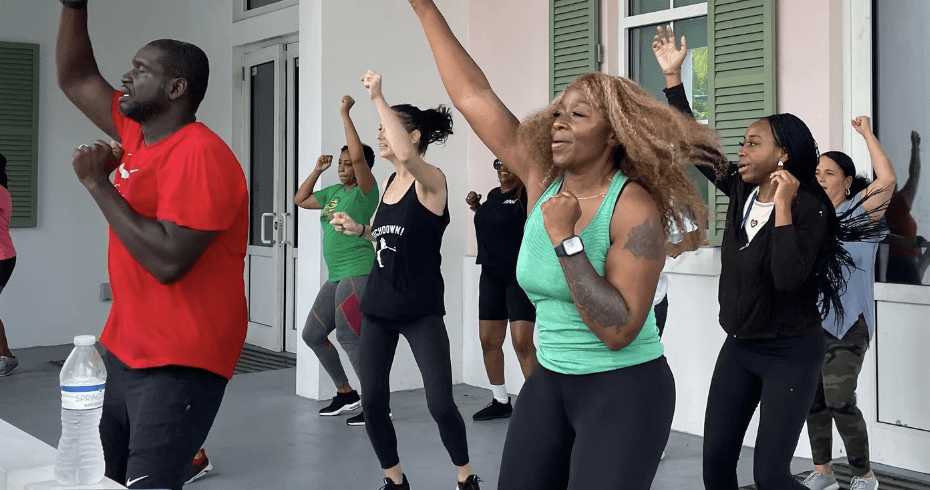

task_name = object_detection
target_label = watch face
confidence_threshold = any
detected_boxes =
[563,236,583,255]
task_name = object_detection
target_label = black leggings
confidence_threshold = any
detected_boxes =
[498,357,675,490]
[359,314,469,468]
[703,333,825,490]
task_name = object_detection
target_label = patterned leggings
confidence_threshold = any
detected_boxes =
[806,315,871,477]
[301,275,367,389]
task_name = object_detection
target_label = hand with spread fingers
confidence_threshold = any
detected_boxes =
[652,24,688,74]
[770,168,800,207]
[541,191,582,246]
[72,140,123,189]
[361,71,384,102]
[466,191,482,212]
[329,211,362,237]
[315,154,334,173]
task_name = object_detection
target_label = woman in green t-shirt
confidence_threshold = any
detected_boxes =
[295,95,379,426]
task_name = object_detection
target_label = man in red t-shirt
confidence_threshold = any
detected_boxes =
[56,2,248,489]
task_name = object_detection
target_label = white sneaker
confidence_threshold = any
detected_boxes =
[849,475,879,490]
[802,471,839,490]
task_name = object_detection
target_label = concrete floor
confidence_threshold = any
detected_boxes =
[2,344,927,489]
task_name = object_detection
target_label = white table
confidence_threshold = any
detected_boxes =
[0,419,124,490]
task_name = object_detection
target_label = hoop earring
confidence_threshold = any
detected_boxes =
[845,187,850,196]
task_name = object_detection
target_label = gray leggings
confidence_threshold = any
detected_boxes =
[301,275,367,389]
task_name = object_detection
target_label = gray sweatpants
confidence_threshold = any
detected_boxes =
[301,275,367,389]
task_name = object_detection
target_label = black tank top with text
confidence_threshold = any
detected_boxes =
[360,174,450,320]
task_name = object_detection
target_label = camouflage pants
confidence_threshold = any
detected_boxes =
[806,315,871,477]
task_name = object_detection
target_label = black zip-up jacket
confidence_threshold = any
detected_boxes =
[664,84,829,339]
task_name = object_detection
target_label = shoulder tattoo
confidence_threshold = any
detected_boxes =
[623,218,665,261]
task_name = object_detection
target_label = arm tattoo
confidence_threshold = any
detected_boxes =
[624,218,666,261]
[559,253,633,347]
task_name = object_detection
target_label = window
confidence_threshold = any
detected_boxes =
[234,0,297,23]
[620,0,776,245]
[0,41,39,228]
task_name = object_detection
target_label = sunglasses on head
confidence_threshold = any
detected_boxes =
[492,159,503,170]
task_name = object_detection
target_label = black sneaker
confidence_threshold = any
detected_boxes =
[457,475,481,490]
[348,409,392,426]
[319,390,361,416]
[379,474,410,490]
[472,398,512,421]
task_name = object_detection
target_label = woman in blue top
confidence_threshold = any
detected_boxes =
[295,95,379,424]
[802,117,896,490]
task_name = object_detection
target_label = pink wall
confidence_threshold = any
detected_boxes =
[465,1,550,254]
[776,0,845,152]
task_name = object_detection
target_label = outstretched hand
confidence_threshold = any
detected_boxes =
[361,71,384,101]
[851,116,873,136]
[330,212,363,236]
[652,25,687,73]
[913,131,921,148]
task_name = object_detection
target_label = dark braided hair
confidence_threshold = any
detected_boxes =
[820,151,870,196]
[391,104,454,155]
[766,114,887,326]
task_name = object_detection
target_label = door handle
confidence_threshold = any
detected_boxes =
[260,212,276,245]
[279,212,290,246]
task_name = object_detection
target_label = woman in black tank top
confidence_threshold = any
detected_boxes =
[330,71,481,490]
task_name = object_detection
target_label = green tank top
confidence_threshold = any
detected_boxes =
[515,172,664,375]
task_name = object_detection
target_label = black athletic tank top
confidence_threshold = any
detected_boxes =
[360,173,450,320]
[474,186,527,274]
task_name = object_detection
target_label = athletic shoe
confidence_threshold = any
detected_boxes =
[319,390,361,416]
[380,474,410,490]
[456,475,481,490]
[0,356,18,377]
[186,448,213,484]
[802,470,839,490]
[348,410,392,426]
[472,398,512,421]
[849,475,879,490]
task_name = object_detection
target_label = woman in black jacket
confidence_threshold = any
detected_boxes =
[652,26,877,490]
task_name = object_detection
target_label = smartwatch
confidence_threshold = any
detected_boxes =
[554,235,584,257]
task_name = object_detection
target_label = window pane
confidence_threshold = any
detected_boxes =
[674,0,706,7]
[629,16,708,204]
[247,0,285,10]
[875,0,930,285]
[630,0,670,16]
[249,61,275,247]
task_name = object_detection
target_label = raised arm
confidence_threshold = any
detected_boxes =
[852,117,896,220]
[407,0,539,188]
[294,155,333,210]
[56,2,119,141]
[341,95,376,195]
[900,131,921,207]
[362,71,446,197]
[542,184,666,350]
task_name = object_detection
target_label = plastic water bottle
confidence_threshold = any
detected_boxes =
[55,335,107,486]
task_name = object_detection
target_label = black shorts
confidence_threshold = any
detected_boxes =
[0,256,15,287]
[478,266,536,322]
[100,350,228,490]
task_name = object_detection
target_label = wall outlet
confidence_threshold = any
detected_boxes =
[100,283,112,302]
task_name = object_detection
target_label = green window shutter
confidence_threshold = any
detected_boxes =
[551,0,601,100]
[707,0,775,245]
[0,42,40,228]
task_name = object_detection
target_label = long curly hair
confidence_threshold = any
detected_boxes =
[518,73,729,254]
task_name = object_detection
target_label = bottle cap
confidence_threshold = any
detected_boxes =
[74,335,96,346]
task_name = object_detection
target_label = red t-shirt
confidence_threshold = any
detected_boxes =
[100,92,249,379]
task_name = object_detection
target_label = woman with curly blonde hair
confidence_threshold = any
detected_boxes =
[408,2,728,488]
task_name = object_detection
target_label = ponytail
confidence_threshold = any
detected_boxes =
[392,104,454,155]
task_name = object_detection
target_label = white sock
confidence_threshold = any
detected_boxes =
[490,384,508,403]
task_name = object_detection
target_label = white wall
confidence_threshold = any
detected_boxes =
[0,0,191,348]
